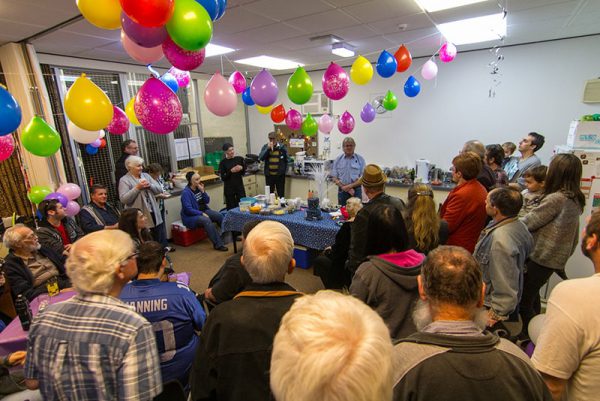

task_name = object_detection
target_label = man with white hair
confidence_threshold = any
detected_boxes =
[190,221,301,401]
[392,246,551,401]
[23,230,162,400]
[330,137,366,205]
[270,291,394,401]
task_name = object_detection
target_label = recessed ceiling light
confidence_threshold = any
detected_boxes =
[331,43,355,58]
[234,56,303,70]
[205,43,235,57]
[436,13,506,45]
[415,0,488,12]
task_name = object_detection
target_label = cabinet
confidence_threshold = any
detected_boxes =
[243,174,257,196]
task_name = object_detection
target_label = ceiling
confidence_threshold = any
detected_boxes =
[1,0,599,75]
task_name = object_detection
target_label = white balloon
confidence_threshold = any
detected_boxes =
[68,121,103,144]
[99,130,106,139]
[421,59,438,80]
[528,314,546,345]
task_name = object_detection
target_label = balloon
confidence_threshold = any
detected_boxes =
[360,102,376,123]
[120,0,174,27]
[350,55,373,85]
[318,114,334,134]
[135,77,183,134]
[160,72,179,92]
[121,30,164,63]
[77,0,121,30]
[57,183,82,200]
[287,66,313,105]
[28,186,52,204]
[302,113,318,136]
[528,314,546,345]
[421,59,438,80]
[439,42,457,63]
[45,192,68,208]
[204,72,238,117]
[256,104,273,114]
[394,45,412,72]
[215,0,227,19]
[162,36,206,71]
[168,67,191,87]
[376,50,397,78]
[382,90,398,111]
[228,71,246,94]
[0,84,22,136]
[166,0,213,51]
[85,144,99,155]
[270,104,286,123]
[121,12,168,47]
[68,121,103,144]
[593,113,600,121]
[285,109,302,130]
[241,87,255,106]
[322,62,349,101]
[90,138,102,148]
[64,200,81,217]
[337,111,355,135]
[99,130,106,138]
[0,135,15,162]
[125,97,141,125]
[64,74,114,131]
[22,117,62,157]
[106,106,130,135]
[404,75,421,97]
[250,69,278,107]
[100,139,107,148]
[195,0,219,20]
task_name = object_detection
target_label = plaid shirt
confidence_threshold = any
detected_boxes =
[25,293,162,401]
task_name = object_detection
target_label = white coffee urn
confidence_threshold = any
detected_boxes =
[415,159,431,183]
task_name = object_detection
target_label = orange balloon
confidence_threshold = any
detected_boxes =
[394,45,412,73]
[271,104,286,123]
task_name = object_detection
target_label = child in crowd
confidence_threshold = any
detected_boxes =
[501,141,517,168]
[519,165,547,217]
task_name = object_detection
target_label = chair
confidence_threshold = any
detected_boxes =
[153,380,186,401]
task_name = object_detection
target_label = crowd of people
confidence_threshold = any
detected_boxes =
[0,131,598,401]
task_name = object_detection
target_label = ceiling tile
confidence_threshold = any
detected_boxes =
[367,13,433,35]
[33,31,115,50]
[343,0,421,23]
[213,6,278,35]
[242,0,335,21]
[286,9,360,33]
[62,20,121,41]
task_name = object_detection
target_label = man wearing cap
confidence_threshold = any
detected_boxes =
[219,143,246,210]
[347,164,406,274]
[259,131,288,198]
[330,137,366,205]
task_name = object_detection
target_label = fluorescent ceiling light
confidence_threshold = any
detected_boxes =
[436,13,506,45]
[415,0,488,12]
[331,42,355,58]
[234,56,303,70]
[205,43,235,57]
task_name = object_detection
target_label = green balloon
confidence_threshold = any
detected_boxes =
[582,114,594,121]
[382,90,398,111]
[287,67,313,105]
[27,185,52,204]
[166,0,213,51]
[302,113,318,136]
[21,116,62,157]
[593,113,600,121]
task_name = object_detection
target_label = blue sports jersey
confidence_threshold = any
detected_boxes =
[120,279,206,385]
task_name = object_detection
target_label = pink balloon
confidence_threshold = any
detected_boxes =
[337,111,355,134]
[439,42,457,63]
[228,71,246,94]
[135,77,183,134]
[90,138,102,148]
[421,59,438,80]
[57,183,82,200]
[64,200,81,217]
[0,135,15,162]
[285,109,302,131]
[318,114,334,134]
[106,106,130,135]
[162,36,205,71]
[168,67,191,88]
[121,30,163,64]
[204,72,238,117]
[322,62,349,101]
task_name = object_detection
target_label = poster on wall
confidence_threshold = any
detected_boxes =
[175,138,190,161]
[188,137,202,158]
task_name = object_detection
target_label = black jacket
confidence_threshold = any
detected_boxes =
[36,219,83,257]
[115,152,129,192]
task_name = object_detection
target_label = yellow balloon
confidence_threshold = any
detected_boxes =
[256,104,273,114]
[350,55,374,85]
[77,0,122,30]
[125,97,141,126]
[64,74,114,131]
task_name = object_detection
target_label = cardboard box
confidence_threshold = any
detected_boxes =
[567,121,600,149]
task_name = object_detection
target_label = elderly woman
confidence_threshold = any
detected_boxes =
[118,155,164,244]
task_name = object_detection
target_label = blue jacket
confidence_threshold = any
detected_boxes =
[180,186,211,229]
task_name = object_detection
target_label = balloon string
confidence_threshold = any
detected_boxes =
[220,56,224,75]
[146,65,160,78]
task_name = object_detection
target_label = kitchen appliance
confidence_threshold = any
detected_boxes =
[415,159,431,183]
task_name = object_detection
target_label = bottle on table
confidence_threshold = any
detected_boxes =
[15,294,33,331]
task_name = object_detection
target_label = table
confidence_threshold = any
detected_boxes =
[222,208,341,251]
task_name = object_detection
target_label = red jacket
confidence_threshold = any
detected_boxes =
[440,179,487,253]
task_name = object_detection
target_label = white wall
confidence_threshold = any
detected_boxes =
[248,35,600,169]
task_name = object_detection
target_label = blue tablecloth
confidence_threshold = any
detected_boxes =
[222,208,340,250]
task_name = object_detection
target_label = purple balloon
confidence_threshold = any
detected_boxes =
[106,106,130,135]
[360,102,376,123]
[64,200,81,217]
[162,37,206,71]
[135,77,183,134]
[338,111,355,134]
[90,138,102,148]
[285,109,302,131]
[121,12,168,48]
[250,69,278,107]
[322,62,349,101]
[45,192,68,208]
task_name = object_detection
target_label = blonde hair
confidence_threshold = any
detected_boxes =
[270,291,394,401]
[66,230,134,294]
[243,221,294,284]
[345,197,363,219]
[406,183,440,253]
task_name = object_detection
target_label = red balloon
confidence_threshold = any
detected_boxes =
[270,104,286,123]
[120,0,174,27]
[99,138,107,149]
[394,45,412,73]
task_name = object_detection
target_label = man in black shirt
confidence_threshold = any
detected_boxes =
[114,139,139,192]
[218,143,246,210]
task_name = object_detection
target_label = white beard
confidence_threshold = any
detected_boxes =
[412,299,489,332]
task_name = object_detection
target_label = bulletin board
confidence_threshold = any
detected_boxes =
[204,136,234,153]
[273,124,318,157]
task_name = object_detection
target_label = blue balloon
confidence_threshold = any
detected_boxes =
[85,144,99,155]
[195,0,220,20]
[0,85,22,136]
[216,0,227,20]
[376,50,397,78]
[160,73,179,93]
[242,87,255,106]
[404,75,421,98]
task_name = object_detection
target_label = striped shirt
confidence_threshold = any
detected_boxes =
[268,149,282,175]
[25,293,162,401]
